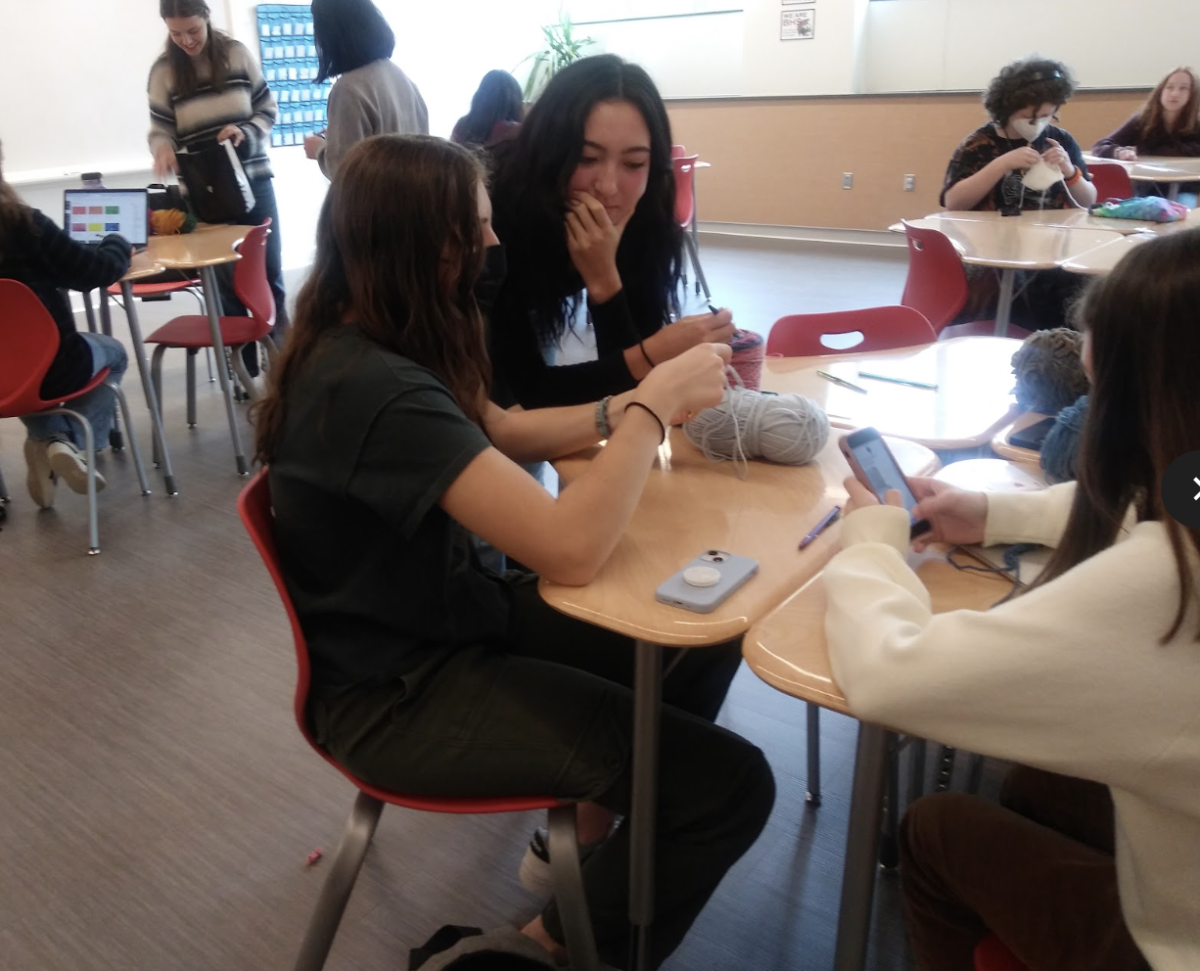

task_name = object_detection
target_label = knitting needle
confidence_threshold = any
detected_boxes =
[857,371,939,391]
[816,370,868,394]
[799,505,842,549]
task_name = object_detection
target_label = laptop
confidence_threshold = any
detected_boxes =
[63,188,149,248]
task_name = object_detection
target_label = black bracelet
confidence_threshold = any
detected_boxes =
[639,341,656,369]
[624,401,666,444]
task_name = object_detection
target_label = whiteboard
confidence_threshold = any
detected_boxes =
[0,1,184,182]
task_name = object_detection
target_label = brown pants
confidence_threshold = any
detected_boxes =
[899,766,1152,971]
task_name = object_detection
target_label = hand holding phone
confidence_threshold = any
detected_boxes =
[838,428,931,538]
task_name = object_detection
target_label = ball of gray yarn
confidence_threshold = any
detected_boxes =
[684,388,830,467]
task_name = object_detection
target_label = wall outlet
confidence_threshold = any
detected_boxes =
[904,174,916,191]
[842,172,853,190]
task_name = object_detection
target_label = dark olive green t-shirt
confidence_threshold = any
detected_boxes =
[268,327,509,693]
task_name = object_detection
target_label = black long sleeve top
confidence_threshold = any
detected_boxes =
[0,209,131,398]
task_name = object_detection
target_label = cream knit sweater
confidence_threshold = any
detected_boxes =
[825,483,1200,971]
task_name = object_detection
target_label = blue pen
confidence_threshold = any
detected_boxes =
[799,505,842,549]
[707,302,720,314]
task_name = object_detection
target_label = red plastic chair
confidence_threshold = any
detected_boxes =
[237,469,599,971]
[974,933,1031,971]
[1088,160,1134,202]
[766,305,937,357]
[144,221,278,435]
[0,279,150,553]
[899,222,1029,341]
[672,154,711,299]
[670,143,687,159]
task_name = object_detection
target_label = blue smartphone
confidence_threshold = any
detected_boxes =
[839,428,932,538]
[655,550,759,613]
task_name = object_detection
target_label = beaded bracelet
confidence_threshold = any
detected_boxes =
[595,394,613,439]
[639,341,656,369]
[624,401,666,444]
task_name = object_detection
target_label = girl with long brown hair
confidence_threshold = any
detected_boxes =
[255,134,773,969]
[1094,67,1200,207]
[149,0,288,340]
[821,228,1200,969]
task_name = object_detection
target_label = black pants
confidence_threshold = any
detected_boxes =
[214,176,288,372]
[310,575,775,970]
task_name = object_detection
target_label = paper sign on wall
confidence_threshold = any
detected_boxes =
[781,9,814,39]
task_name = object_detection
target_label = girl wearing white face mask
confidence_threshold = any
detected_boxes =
[941,57,1097,329]
[942,57,1096,215]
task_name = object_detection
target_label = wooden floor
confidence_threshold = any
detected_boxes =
[0,236,1003,971]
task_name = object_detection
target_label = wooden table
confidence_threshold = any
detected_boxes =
[896,217,1122,335]
[1059,232,1150,276]
[1083,153,1200,201]
[540,430,937,968]
[146,225,250,475]
[761,336,1023,451]
[897,207,1167,236]
[744,555,1014,971]
[990,411,1051,467]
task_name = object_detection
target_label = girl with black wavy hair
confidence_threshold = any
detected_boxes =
[488,55,735,408]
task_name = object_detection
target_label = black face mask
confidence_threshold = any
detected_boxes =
[473,244,507,315]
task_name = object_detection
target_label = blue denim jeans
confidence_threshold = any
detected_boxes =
[22,333,128,449]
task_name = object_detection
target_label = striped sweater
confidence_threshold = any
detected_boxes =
[148,39,277,181]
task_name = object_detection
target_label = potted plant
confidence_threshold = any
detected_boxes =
[519,8,594,102]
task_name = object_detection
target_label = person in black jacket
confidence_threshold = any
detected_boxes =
[487,55,735,409]
[0,141,132,508]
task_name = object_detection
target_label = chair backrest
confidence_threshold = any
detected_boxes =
[237,468,559,814]
[671,144,687,158]
[672,154,699,228]
[973,934,1030,971]
[899,221,970,332]
[237,469,314,750]
[766,305,937,357]
[1088,160,1134,202]
[0,279,64,417]
[231,220,276,328]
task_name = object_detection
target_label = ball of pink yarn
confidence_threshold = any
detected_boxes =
[729,328,765,390]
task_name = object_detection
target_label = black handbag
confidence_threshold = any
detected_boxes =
[174,138,256,224]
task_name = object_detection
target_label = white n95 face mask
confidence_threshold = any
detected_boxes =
[1011,116,1051,142]
[1022,159,1063,191]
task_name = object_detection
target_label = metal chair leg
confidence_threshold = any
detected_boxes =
[682,232,711,301]
[230,344,261,402]
[805,703,821,805]
[547,804,599,971]
[109,383,151,496]
[907,737,927,807]
[186,350,198,427]
[56,408,100,554]
[0,464,9,501]
[933,744,957,792]
[150,346,168,467]
[879,738,902,869]
[965,752,985,794]
[292,791,384,971]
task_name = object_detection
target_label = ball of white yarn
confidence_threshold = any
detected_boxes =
[683,387,830,468]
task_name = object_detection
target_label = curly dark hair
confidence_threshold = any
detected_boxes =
[983,56,1076,124]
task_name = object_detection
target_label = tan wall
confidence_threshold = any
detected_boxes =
[667,90,1148,232]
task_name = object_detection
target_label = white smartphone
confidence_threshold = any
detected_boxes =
[655,550,759,613]
[839,427,932,538]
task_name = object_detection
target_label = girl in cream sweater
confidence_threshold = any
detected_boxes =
[825,227,1200,971]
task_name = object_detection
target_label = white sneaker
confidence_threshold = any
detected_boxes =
[517,827,606,897]
[47,439,105,496]
[24,438,56,509]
